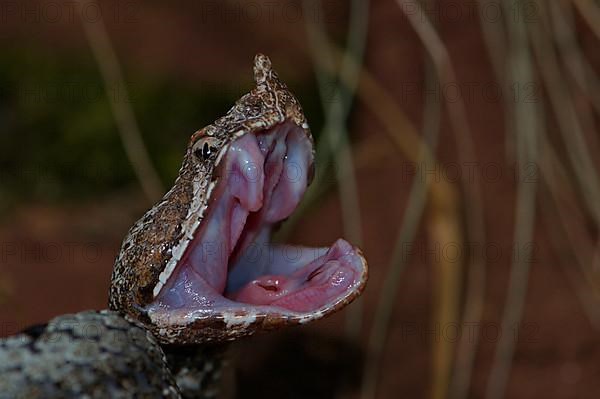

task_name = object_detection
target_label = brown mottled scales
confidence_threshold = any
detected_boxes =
[0,54,368,398]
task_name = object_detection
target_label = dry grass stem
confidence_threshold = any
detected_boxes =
[302,0,369,339]
[485,1,539,397]
[390,2,488,398]
[78,0,163,202]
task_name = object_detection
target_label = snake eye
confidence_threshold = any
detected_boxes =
[193,137,219,161]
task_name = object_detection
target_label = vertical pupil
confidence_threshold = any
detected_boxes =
[202,142,210,159]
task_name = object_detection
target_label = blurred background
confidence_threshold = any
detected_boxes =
[1,0,600,398]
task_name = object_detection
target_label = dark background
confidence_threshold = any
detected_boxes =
[1,0,600,398]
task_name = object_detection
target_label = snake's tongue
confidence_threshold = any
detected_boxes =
[149,121,366,322]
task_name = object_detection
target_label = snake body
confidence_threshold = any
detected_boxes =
[0,55,368,398]
[0,311,180,398]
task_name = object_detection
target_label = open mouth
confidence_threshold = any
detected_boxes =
[145,121,367,327]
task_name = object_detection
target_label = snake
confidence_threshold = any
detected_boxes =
[0,54,368,399]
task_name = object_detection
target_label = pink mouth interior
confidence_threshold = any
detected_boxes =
[148,122,365,318]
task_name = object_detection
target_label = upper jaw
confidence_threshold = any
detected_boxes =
[144,121,368,344]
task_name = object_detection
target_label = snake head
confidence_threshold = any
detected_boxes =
[109,54,368,344]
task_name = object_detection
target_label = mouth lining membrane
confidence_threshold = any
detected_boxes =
[147,121,365,321]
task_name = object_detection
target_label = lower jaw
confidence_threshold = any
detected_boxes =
[146,238,364,326]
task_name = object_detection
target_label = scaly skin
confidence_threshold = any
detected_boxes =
[0,54,368,398]
[0,311,179,398]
